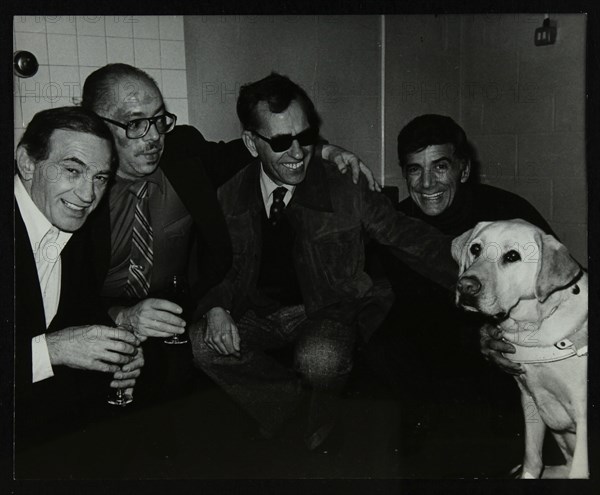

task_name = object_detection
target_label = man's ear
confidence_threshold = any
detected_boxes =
[15,145,36,181]
[242,130,259,158]
[460,160,471,183]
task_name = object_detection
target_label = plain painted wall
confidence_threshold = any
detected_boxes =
[184,15,383,178]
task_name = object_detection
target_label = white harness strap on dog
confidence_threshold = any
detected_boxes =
[504,326,588,364]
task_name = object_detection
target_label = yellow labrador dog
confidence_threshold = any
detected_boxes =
[452,219,588,479]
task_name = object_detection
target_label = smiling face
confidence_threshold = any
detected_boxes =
[403,143,470,216]
[98,75,166,180]
[18,129,112,232]
[242,100,314,186]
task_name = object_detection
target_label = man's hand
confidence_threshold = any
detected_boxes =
[203,307,240,357]
[112,298,186,341]
[46,325,141,373]
[479,323,524,375]
[321,144,381,192]
[110,346,144,392]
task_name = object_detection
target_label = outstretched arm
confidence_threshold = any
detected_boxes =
[360,178,457,290]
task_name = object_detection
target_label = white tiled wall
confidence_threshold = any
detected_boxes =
[13,15,188,148]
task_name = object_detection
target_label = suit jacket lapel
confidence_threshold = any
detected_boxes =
[15,204,46,335]
[231,160,263,217]
[15,203,45,386]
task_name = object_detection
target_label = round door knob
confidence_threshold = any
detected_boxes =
[14,51,39,78]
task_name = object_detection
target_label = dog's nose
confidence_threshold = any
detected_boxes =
[457,276,482,296]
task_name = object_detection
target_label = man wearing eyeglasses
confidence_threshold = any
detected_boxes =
[190,73,459,453]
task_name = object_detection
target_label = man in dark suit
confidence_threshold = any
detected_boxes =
[81,64,379,402]
[190,74,457,453]
[14,106,144,476]
[79,65,378,469]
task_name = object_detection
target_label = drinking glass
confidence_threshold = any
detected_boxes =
[107,325,137,406]
[164,274,189,345]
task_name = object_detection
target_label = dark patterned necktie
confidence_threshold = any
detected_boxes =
[125,181,153,298]
[269,186,288,227]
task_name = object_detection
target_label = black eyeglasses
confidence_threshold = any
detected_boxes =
[100,112,177,139]
[252,127,319,153]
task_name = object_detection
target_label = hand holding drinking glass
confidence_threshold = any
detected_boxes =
[164,275,189,345]
[107,325,144,406]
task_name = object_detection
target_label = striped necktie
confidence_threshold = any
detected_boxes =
[125,181,153,299]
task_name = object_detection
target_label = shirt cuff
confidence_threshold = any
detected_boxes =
[32,334,54,383]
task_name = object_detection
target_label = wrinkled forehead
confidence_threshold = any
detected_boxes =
[36,129,113,176]
[405,143,455,164]
[105,76,163,115]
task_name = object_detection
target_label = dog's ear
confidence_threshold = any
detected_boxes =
[451,228,473,274]
[534,232,580,302]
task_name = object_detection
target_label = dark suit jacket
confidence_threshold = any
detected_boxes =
[89,126,250,310]
[15,203,113,449]
[199,156,458,341]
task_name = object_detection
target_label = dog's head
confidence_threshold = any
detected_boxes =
[451,219,579,319]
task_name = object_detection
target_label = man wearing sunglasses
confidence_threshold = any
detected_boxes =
[190,73,459,453]
[78,64,377,462]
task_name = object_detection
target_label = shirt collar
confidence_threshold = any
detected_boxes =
[14,175,72,254]
[232,156,333,216]
[259,163,295,208]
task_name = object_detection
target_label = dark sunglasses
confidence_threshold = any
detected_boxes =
[100,112,177,139]
[252,127,319,152]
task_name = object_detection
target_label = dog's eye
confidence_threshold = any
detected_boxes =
[503,250,521,263]
[469,243,481,257]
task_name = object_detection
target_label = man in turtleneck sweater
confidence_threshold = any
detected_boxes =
[365,114,556,477]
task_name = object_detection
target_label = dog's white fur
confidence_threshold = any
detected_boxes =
[452,219,588,479]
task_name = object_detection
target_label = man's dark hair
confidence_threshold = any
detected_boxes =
[237,72,321,131]
[19,106,117,167]
[81,63,160,114]
[397,114,471,166]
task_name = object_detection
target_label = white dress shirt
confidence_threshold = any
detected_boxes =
[15,176,72,383]
[259,164,295,215]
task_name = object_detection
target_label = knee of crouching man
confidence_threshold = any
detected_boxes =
[188,319,211,368]
[295,337,354,386]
